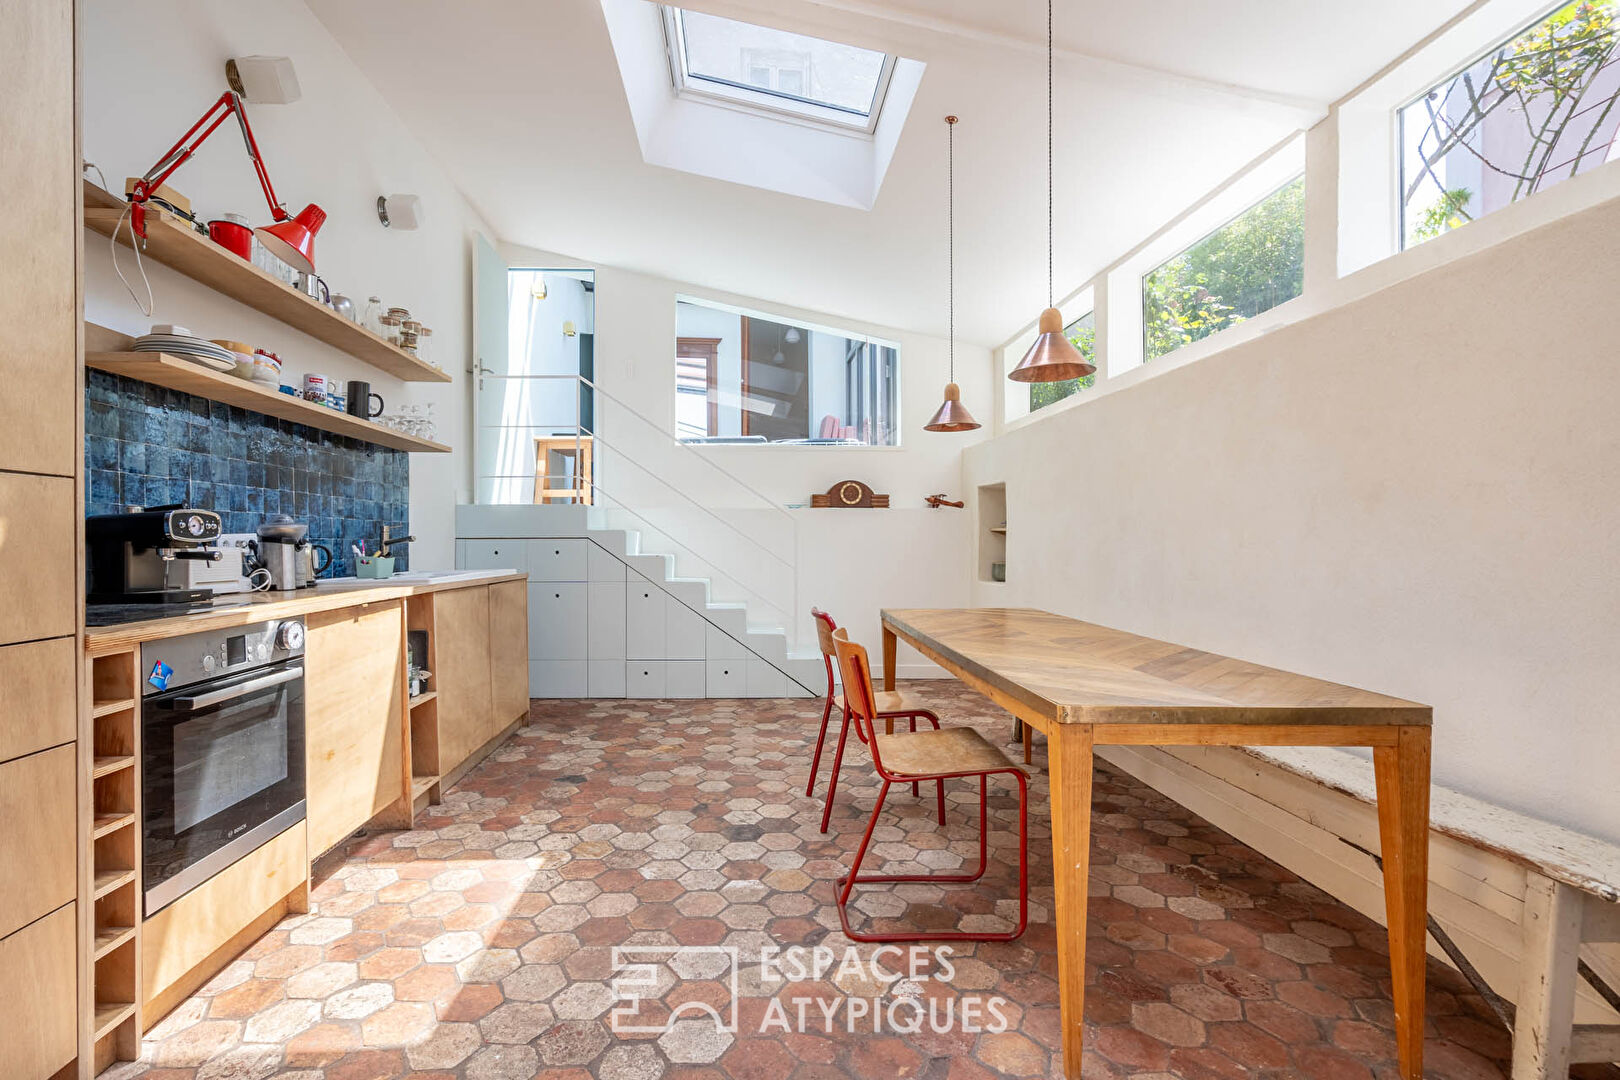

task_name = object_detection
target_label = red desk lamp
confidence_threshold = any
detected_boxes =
[129,90,325,275]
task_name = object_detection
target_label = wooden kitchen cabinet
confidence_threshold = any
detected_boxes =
[0,472,76,646]
[0,744,76,940]
[488,579,531,739]
[434,585,493,774]
[0,904,78,1079]
[304,602,408,857]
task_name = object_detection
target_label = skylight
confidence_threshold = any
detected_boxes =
[661,7,895,132]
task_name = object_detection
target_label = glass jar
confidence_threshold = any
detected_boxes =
[379,314,402,346]
[361,296,383,336]
[417,326,434,367]
[400,319,421,353]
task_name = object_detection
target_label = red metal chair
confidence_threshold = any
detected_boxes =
[807,608,943,833]
[829,628,1029,943]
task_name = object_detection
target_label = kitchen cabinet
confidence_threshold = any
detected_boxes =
[0,904,77,1079]
[666,661,706,699]
[626,573,667,659]
[0,637,76,764]
[588,659,627,698]
[488,579,531,733]
[464,539,527,573]
[706,658,747,698]
[528,538,587,581]
[0,472,76,646]
[435,584,494,772]
[0,745,76,940]
[530,660,587,698]
[305,602,407,857]
[626,661,666,698]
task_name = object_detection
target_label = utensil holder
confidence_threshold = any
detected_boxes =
[355,555,395,579]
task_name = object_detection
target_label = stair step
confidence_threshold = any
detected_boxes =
[626,553,672,581]
[664,577,709,605]
[585,529,629,557]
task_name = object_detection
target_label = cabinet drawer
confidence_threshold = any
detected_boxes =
[587,659,626,698]
[0,637,75,764]
[527,538,587,581]
[587,541,626,582]
[0,745,75,939]
[705,623,748,661]
[666,660,705,699]
[529,660,586,698]
[0,473,73,646]
[625,574,666,659]
[463,539,528,573]
[0,903,77,1079]
[664,601,707,661]
[529,582,587,660]
[587,582,627,659]
[626,661,666,698]
[747,658,789,698]
[705,658,747,698]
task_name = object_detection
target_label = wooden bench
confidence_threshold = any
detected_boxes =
[1097,742,1620,1078]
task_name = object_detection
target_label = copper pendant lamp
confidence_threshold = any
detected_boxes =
[1008,0,1095,385]
[925,115,981,433]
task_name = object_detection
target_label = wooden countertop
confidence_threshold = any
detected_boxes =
[881,608,1431,727]
[85,571,526,653]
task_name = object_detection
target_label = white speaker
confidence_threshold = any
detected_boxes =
[225,56,302,105]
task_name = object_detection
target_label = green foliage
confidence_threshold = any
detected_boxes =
[1411,187,1474,242]
[1143,177,1305,362]
[1029,322,1096,411]
[1495,1,1616,107]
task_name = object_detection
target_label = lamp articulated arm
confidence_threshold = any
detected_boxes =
[129,90,290,240]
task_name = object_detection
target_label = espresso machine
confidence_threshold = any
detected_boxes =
[86,506,225,604]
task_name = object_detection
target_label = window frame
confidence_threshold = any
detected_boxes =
[659,5,897,136]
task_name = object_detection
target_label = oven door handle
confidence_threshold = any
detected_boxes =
[168,665,303,711]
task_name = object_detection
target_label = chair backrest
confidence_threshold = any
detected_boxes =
[810,607,838,657]
[831,628,884,766]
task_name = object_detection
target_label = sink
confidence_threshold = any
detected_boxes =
[321,570,493,585]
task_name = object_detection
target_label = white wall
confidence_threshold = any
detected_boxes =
[964,191,1620,845]
[80,0,494,569]
[496,241,987,670]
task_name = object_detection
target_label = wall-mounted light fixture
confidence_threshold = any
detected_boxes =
[226,56,302,104]
[562,320,578,337]
[376,193,422,230]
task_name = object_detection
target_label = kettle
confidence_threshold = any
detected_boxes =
[298,542,332,588]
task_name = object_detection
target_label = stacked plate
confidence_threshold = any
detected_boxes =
[132,325,236,372]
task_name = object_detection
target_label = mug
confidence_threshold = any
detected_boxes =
[346,381,384,419]
[302,373,329,403]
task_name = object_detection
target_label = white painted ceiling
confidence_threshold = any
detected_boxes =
[308,0,1472,346]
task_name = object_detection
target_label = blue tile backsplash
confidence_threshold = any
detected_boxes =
[86,371,409,578]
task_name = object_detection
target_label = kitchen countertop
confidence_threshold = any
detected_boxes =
[84,570,526,652]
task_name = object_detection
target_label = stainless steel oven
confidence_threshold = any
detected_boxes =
[141,618,307,915]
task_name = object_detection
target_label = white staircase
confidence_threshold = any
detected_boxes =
[456,505,820,699]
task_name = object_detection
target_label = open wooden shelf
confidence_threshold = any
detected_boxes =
[91,812,136,840]
[989,526,1007,535]
[82,192,451,383]
[91,697,135,718]
[409,690,438,708]
[92,926,136,960]
[92,869,136,900]
[92,1002,136,1041]
[92,755,135,779]
[87,351,450,453]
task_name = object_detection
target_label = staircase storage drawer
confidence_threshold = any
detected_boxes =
[463,540,528,573]
[747,658,789,698]
[626,661,666,698]
[528,539,587,581]
[587,582,627,659]
[705,623,749,661]
[587,541,626,582]
[588,659,626,698]
[626,574,666,658]
[705,658,747,698]
[664,599,707,661]
[530,583,587,660]
[530,660,586,698]
[666,661,705,699]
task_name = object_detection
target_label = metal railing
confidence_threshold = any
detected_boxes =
[474,371,801,645]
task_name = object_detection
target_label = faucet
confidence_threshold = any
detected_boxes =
[380,524,415,557]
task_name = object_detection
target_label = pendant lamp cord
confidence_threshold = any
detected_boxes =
[1047,0,1054,309]
[948,116,955,383]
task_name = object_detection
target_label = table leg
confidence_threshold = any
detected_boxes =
[881,624,897,692]
[1373,726,1432,1080]
[1049,723,1094,1079]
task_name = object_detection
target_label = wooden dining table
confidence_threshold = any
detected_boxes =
[880,608,1433,1080]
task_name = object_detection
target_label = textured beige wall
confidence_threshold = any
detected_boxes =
[965,193,1620,844]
